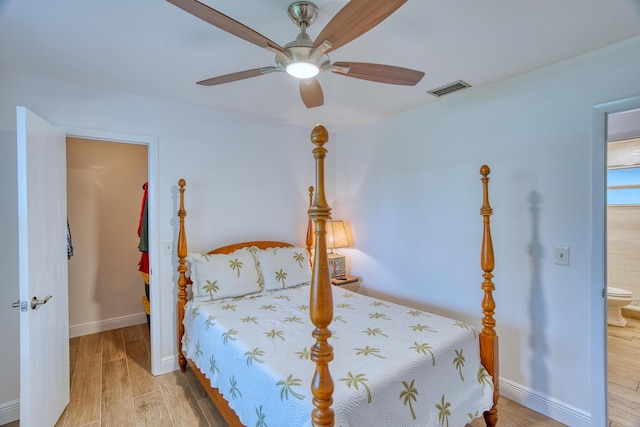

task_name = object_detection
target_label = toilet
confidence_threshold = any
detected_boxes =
[607,286,633,327]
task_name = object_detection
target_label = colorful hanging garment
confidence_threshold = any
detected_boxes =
[138,182,149,276]
[138,182,150,323]
[67,218,74,260]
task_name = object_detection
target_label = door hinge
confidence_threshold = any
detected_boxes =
[12,300,28,312]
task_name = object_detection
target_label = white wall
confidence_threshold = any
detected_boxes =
[0,68,335,423]
[0,130,19,423]
[336,36,640,426]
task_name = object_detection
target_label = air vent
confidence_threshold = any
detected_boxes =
[427,80,471,97]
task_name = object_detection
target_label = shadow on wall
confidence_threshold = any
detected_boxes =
[527,190,549,398]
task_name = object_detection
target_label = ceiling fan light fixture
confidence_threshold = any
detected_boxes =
[168,0,424,108]
[286,61,320,79]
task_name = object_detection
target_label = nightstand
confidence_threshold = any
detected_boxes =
[331,276,361,293]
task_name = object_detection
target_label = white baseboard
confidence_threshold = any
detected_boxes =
[156,354,180,376]
[69,312,148,338]
[500,377,592,426]
[0,399,19,425]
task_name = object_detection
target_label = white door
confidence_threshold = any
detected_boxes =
[17,106,70,426]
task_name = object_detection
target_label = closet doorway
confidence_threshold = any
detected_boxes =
[62,127,160,374]
[66,137,148,337]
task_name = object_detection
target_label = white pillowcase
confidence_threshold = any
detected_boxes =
[187,248,261,302]
[257,247,311,291]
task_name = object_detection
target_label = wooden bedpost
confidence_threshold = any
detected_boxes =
[177,178,188,372]
[308,125,335,427]
[307,186,314,255]
[479,165,499,427]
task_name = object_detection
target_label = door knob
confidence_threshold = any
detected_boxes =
[31,295,52,310]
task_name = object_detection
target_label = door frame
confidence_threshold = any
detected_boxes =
[59,125,161,375]
[591,94,640,426]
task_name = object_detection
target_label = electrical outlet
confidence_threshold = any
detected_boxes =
[163,240,173,255]
[554,246,570,266]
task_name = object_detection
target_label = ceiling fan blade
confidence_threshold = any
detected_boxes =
[332,62,425,86]
[167,0,283,51]
[313,0,407,53]
[197,67,277,86]
[299,78,324,108]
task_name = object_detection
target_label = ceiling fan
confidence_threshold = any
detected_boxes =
[167,0,425,108]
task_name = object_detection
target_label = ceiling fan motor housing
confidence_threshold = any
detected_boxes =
[279,31,329,71]
[288,2,319,28]
[278,5,330,78]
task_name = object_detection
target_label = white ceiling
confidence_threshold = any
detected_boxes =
[1,0,640,132]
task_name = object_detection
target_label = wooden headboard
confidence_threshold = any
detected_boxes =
[208,241,293,254]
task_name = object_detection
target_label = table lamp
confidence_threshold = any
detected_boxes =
[326,220,350,278]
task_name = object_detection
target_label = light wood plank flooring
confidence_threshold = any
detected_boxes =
[2,323,597,427]
[2,323,226,427]
[5,318,640,426]
[608,316,640,427]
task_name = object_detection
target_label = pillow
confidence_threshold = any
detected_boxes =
[257,247,311,291]
[187,247,262,302]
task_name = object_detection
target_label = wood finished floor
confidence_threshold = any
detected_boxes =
[7,319,638,426]
[4,323,226,427]
[3,323,562,427]
[55,323,226,427]
[607,316,640,427]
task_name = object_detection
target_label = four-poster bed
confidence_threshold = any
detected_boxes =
[176,125,499,426]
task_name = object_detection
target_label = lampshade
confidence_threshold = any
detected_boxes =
[327,220,350,250]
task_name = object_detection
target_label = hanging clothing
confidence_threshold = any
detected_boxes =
[138,182,150,327]
[138,182,149,253]
[67,218,74,260]
[138,253,149,275]
[138,182,149,274]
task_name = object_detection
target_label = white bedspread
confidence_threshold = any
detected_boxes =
[183,284,493,426]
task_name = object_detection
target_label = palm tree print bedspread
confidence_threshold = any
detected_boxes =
[182,285,493,426]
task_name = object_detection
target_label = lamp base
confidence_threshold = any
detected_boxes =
[327,254,346,279]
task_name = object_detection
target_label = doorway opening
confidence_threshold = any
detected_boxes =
[605,108,640,426]
[66,137,149,337]
[62,126,160,375]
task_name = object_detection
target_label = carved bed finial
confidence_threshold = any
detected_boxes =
[311,124,328,143]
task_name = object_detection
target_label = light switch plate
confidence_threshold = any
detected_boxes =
[163,240,173,255]
[554,246,570,266]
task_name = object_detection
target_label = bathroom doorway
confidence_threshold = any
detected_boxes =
[606,107,640,426]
